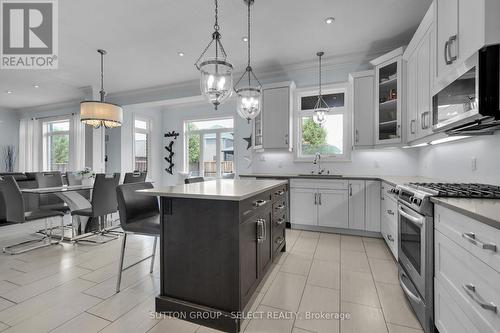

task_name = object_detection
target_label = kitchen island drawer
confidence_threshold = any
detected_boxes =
[435,205,500,273]
[240,191,272,219]
[272,225,285,254]
[435,230,500,333]
[271,185,287,201]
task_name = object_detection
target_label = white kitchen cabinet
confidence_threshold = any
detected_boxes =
[254,81,295,151]
[290,188,317,226]
[434,0,500,90]
[349,71,375,147]
[365,180,381,232]
[381,192,398,259]
[371,48,404,145]
[404,4,434,142]
[318,190,349,229]
[348,180,366,230]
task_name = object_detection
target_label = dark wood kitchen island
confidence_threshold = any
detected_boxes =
[138,179,288,332]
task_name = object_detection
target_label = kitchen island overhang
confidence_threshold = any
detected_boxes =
[138,179,289,333]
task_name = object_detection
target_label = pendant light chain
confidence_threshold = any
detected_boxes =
[214,0,219,31]
[318,53,322,98]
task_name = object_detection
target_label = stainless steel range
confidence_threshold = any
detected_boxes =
[393,182,500,333]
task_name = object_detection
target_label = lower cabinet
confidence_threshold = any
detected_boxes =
[318,190,349,228]
[348,180,366,230]
[290,188,317,226]
[381,192,398,258]
[365,180,381,232]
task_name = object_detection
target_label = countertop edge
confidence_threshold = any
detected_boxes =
[238,174,398,185]
[431,197,500,230]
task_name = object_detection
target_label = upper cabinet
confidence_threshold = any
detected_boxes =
[371,48,404,145]
[253,81,295,150]
[434,0,500,91]
[404,4,434,143]
[349,70,375,147]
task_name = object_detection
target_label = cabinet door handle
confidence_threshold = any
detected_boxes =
[462,232,497,252]
[463,284,497,313]
[387,209,395,216]
[387,234,394,242]
[314,193,317,205]
[444,40,452,65]
[448,35,457,62]
[275,190,285,196]
[276,217,285,225]
[410,120,416,134]
[257,219,264,243]
[421,111,431,130]
[349,184,353,196]
[253,199,267,207]
[318,193,322,205]
[355,130,359,143]
[275,204,285,211]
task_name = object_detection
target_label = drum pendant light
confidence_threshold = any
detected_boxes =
[234,0,262,123]
[195,0,233,110]
[80,49,123,128]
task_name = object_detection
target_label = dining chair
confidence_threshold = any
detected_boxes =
[115,182,160,292]
[71,173,120,241]
[0,176,64,254]
[35,172,70,213]
[123,171,147,184]
[66,171,91,200]
[185,176,205,184]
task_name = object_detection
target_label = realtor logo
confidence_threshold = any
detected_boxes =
[1,0,58,69]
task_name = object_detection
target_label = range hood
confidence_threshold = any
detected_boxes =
[446,117,500,136]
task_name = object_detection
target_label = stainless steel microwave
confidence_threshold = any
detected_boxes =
[432,45,500,135]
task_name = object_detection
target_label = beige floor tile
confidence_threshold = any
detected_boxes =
[376,282,422,330]
[340,301,388,333]
[240,292,265,332]
[148,317,199,333]
[341,270,380,308]
[0,282,17,295]
[275,252,288,265]
[290,237,318,257]
[340,235,365,252]
[387,323,424,333]
[286,229,301,248]
[295,285,340,333]
[314,236,340,263]
[256,263,281,294]
[369,258,399,285]
[340,250,371,273]
[280,253,312,276]
[0,322,8,332]
[364,241,393,260]
[86,276,159,321]
[291,328,313,333]
[244,305,294,333]
[261,272,306,312]
[319,232,340,243]
[99,297,160,333]
[0,299,14,312]
[307,260,340,290]
[50,312,110,333]
[196,325,225,333]
[299,231,320,239]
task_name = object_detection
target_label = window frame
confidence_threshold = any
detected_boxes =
[41,116,71,172]
[183,116,234,179]
[294,83,352,162]
[132,114,152,176]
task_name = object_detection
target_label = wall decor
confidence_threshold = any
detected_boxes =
[164,131,179,175]
[1,145,16,173]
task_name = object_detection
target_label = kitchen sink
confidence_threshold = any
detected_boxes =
[297,174,344,178]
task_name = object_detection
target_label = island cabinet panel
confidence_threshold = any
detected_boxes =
[156,183,287,333]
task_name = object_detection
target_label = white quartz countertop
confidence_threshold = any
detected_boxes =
[137,179,288,201]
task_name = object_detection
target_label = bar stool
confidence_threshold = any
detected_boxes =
[0,176,64,254]
[115,182,160,293]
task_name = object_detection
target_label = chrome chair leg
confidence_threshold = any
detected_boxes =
[2,218,56,255]
[150,237,158,274]
[116,233,127,293]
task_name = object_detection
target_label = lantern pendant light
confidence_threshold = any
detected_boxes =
[234,0,262,123]
[312,51,330,126]
[195,0,233,110]
[80,49,123,128]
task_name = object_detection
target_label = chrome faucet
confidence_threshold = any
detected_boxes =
[313,152,326,175]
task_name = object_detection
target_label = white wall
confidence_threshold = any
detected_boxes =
[418,133,500,185]
[0,107,20,172]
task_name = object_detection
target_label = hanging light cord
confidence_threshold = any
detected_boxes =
[318,53,322,98]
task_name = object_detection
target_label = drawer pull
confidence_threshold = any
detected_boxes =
[387,209,395,216]
[276,217,285,225]
[275,190,285,196]
[462,232,497,252]
[399,271,422,305]
[462,284,497,313]
[256,219,266,243]
[387,234,394,242]
[253,199,267,207]
[275,204,285,211]
[275,237,284,246]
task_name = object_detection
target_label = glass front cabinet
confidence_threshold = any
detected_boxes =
[371,48,404,145]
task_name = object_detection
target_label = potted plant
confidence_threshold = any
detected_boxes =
[78,167,96,186]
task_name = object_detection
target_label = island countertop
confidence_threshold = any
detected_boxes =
[137,179,288,201]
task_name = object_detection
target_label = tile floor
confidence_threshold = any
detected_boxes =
[0,220,423,333]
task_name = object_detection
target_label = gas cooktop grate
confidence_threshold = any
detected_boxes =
[409,183,500,199]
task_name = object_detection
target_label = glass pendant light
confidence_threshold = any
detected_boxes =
[80,49,123,128]
[234,0,262,122]
[313,51,330,126]
[195,0,233,110]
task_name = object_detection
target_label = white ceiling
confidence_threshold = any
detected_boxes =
[0,0,432,109]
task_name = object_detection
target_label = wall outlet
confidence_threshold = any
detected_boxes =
[471,157,477,171]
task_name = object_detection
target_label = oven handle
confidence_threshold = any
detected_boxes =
[398,205,424,227]
[399,270,423,305]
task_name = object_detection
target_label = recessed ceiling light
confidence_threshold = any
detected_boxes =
[6,90,13,94]
[242,36,248,42]
[33,84,40,88]
[325,17,335,24]
[178,52,185,57]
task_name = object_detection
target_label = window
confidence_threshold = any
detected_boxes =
[134,117,150,173]
[184,117,234,178]
[296,86,350,161]
[42,119,70,172]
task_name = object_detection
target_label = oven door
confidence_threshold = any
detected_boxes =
[398,204,426,296]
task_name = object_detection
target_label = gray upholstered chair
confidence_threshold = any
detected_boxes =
[66,171,91,200]
[35,172,69,213]
[115,182,159,292]
[184,176,205,184]
[0,176,64,254]
[123,171,147,184]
